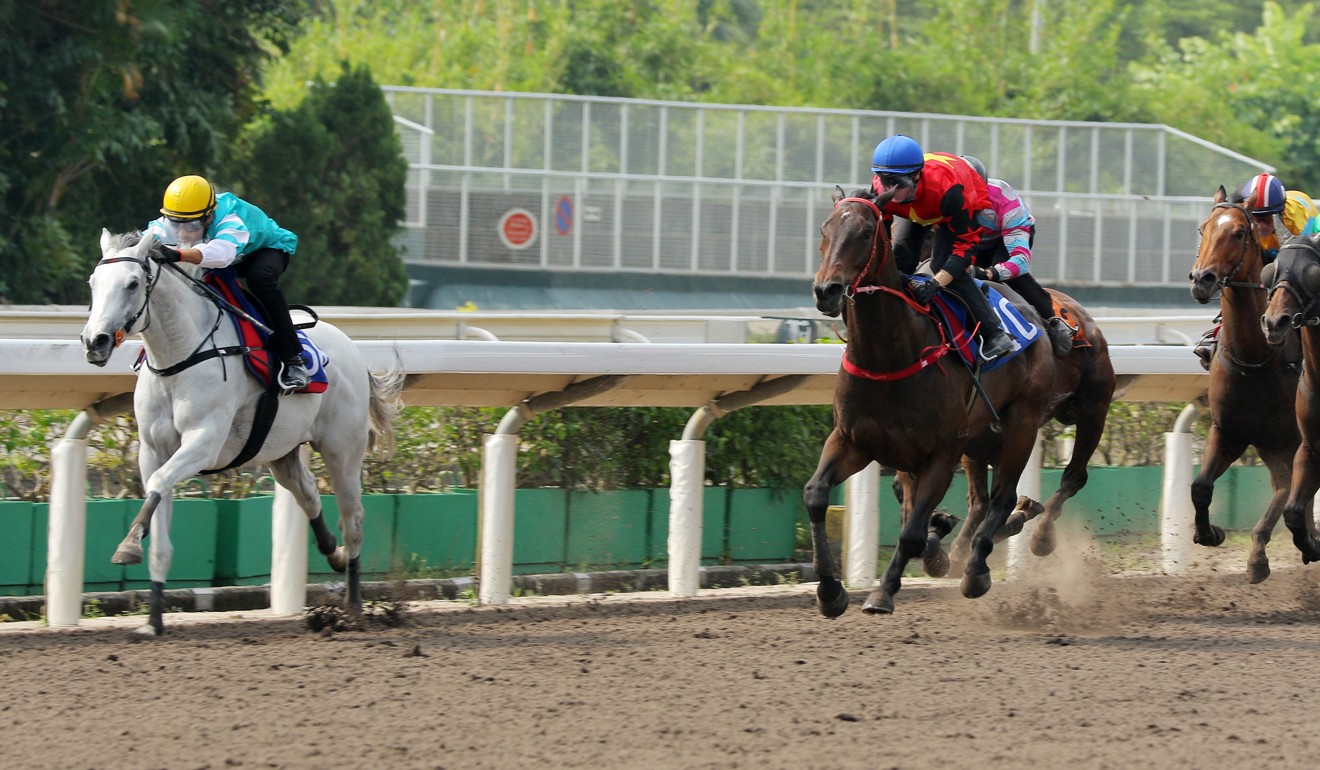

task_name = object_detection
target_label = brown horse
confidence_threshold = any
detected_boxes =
[806,186,1057,616]
[1189,187,1304,583]
[1260,233,1320,565]
[951,288,1115,570]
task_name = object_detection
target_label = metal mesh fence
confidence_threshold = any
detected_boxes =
[386,87,1272,287]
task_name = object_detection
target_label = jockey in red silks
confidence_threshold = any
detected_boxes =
[870,134,1015,361]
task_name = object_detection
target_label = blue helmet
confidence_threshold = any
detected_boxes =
[871,134,924,174]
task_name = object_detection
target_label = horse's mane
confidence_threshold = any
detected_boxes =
[846,187,877,202]
[103,231,170,262]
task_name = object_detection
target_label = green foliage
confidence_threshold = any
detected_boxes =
[230,63,408,306]
[0,0,308,304]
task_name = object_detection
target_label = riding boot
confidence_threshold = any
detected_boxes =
[947,272,1015,361]
[1194,317,1221,372]
[1045,317,1074,357]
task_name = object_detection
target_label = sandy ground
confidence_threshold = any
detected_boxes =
[3,533,1320,770]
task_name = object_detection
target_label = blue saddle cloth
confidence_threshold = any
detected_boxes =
[203,267,330,392]
[911,276,1042,372]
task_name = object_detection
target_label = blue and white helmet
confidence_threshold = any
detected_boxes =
[871,134,924,175]
[1238,173,1286,215]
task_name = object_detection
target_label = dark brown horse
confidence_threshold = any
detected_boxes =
[806,186,1057,616]
[951,288,1115,570]
[1189,187,1304,582]
[1260,233,1320,565]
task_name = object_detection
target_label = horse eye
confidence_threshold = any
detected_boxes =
[126,279,139,291]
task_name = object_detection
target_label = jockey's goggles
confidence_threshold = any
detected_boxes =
[167,217,206,234]
[874,171,916,190]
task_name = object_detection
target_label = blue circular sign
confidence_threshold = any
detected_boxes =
[554,196,573,236]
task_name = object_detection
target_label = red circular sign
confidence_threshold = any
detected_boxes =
[499,208,537,250]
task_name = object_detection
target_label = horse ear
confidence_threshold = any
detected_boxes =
[135,232,154,258]
[1214,185,1227,204]
[832,185,845,205]
[99,228,112,254]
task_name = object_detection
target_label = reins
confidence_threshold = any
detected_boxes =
[1201,202,1268,294]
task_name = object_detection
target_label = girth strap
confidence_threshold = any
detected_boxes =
[199,382,281,475]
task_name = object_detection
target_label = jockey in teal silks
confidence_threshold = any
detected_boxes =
[144,175,309,392]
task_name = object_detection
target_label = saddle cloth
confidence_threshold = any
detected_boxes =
[203,267,329,394]
[920,278,1042,372]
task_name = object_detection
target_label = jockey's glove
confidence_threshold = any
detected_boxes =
[153,245,182,264]
[908,278,939,305]
[974,266,997,281]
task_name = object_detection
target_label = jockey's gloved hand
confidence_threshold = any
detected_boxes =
[974,266,997,282]
[908,278,940,305]
[153,245,182,264]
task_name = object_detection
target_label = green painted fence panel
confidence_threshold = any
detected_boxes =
[565,489,651,570]
[647,487,729,566]
[0,501,34,596]
[308,494,398,581]
[213,496,274,585]
[728,488,799,563]
[394,492,478,575]
[1211,466,1275,532]
[122,499,219,590]
[512,488,569,575]
[28,500,133,593]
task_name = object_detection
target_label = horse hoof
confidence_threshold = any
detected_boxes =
[327,546,348,574]
[923,547,950,578]
[961,570,992,599]
[1193,526,1226,548]
[111,545,143,566]
[1030,525,1057,557]
[861,589,894,615]
[1247,560,1271,584]
[816,579,849,618]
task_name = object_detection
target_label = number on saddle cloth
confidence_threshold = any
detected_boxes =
[203,267,330,393]
[923,278,1043,371]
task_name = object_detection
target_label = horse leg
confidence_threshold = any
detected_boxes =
[1030,401,1104,556]
[320,445,368,610]
[1190,427,1247,550]
[948,457,988,574]
[864,461,957,615]
[142,493,175,636]
[268,449,345,573]
[1283,443,1320,564]
[804,429,869,618]
[963,423,1039,599]
[1247,447,1295,583]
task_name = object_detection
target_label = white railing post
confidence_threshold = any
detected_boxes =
[479,433,518,605]
[844,462,881,589]
[668,439,706,596]
[1161,404,1202,573]
[46,419,90,627]
[270,445,310,616]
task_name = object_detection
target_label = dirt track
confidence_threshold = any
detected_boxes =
[4,536,1320,770]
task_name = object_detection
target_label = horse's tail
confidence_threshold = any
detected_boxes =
[365,363,405,457]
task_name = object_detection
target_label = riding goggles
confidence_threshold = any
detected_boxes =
[874,172,916,191]
[167,217,206,234]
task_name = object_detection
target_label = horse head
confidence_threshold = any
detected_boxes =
[1189,185,1262,304]
[1262,235,1320,347]
[81,229,157,366]
[813,185,897,317]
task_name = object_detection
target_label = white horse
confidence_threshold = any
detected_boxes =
[80,229,403,635]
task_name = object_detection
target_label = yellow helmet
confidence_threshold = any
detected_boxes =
[160,175,216,220]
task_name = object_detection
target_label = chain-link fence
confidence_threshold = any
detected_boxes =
[384,87,1272,288]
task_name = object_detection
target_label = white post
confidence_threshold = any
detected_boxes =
[844,462,881,588]
[46,432,89,627]
[668,439,706,596]
[479,433,518,605]
[270,445,309,616]
[1161,434,1196,574]
[1007,430,1044,578]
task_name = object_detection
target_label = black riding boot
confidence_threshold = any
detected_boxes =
[948,272,1014,360]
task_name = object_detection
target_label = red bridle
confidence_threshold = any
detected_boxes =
[830,196,953,381]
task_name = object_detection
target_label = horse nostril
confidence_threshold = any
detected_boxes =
[91,333,110,349]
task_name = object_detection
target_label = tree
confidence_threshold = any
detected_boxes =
[0,0,307,304]
[229,63,409,306]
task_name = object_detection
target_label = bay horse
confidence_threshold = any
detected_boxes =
[80,230,403,635]
[950,288,1115,571]
[1260,233,1320,566]
[806,186,1057,616]
[1189,187,1305,582]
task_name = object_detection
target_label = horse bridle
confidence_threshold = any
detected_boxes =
[1199,201,1265,292]
[94,253,163,345]
[834,196,889,298]
[1268,239,1320,329]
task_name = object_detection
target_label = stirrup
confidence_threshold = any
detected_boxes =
[1046,318,1074,357]
[278,358,310,393]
